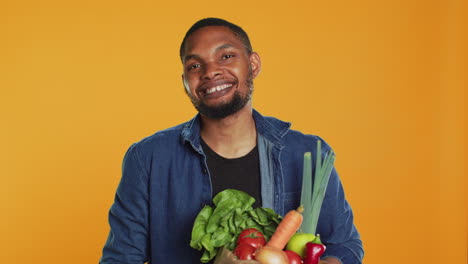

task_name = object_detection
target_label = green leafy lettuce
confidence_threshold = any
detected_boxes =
[190,189,282,263]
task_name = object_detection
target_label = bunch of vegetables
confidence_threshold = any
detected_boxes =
[190,140,335,264]
[285,140,335,264]
[253,207,304,264]
[231,205,325,264]
[190,189,282,263]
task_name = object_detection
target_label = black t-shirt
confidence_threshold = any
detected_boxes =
[201,139,262,208]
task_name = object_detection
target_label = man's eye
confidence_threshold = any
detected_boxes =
[222,54,235,60]
[188,64,201,70]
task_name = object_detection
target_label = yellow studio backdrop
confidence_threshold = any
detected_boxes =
[1,0,466,263]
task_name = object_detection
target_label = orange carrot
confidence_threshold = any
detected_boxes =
[266,206,304,250]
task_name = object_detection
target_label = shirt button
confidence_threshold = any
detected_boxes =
[202,168,208,174]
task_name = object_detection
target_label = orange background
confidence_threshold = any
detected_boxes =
[1,0,466,263]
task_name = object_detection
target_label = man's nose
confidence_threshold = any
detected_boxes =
[202,62,222,80]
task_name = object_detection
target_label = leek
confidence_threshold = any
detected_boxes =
[300,152,312,233]
[300,140,336,235]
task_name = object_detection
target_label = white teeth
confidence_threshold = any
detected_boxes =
[206,84,232,94]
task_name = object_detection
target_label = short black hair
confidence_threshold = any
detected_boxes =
[179,17,253,62]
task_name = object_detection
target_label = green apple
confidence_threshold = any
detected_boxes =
[285,233,316,258]
[311,234,323,244]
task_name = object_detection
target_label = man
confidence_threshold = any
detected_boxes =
[100,18,363,264]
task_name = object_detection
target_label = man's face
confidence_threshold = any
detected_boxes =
[181,26,261,119]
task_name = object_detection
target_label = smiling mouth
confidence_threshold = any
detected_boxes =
[204,83,233,95]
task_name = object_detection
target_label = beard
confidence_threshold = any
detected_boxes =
[187,69,254,120]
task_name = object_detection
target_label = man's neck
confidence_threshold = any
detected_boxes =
[200,105,256,159]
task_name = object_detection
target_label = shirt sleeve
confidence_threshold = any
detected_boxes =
[318,167,364,264]
[100,144,150,264]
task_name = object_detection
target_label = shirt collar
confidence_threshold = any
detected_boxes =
[181,109,291,151]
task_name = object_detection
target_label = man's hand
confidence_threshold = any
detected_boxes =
[321,256,341,264]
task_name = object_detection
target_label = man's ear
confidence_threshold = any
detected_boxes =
[249,52,261,78]
[181,74,188,93]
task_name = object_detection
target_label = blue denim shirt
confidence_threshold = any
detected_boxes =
[100,110,364,264]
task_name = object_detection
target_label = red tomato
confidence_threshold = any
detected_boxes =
[284,250,303,264]
[234,243,256,260]
[237,228,266,249]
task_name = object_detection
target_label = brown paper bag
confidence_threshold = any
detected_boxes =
[213,247,260,264]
